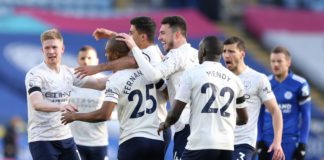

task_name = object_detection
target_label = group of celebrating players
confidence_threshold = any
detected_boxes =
[25,15,311,160]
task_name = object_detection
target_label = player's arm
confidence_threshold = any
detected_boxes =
[293,83,311,159]
[61,101,115,124]
[263,98,285,160]
[236,107,248,125]
[158,100,187,135]
[117,33,163,82]
[29,91,77,112]
[75,56,137,78]
[81,76,109,90]
[92,28,117,40]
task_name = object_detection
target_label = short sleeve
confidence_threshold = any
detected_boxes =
[235,78,246,109]
[258,74,275,102]
[175,70,192,103]
[25,71,42,95]
[104,77,120,103]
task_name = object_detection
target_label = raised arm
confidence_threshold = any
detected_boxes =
[117,33,163,82]
[82,76,109,90]
[92,28,117,40]
[75,56,137,78]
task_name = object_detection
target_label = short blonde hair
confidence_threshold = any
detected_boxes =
[40,28,63,44]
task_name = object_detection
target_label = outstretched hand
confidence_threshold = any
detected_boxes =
[116,33,138,49]
[268,142,285,160]
[74,65,101,79]
[92,28,117,40]
[61,111,76,125]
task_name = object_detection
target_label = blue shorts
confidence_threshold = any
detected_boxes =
[29,138,80,160]
[233,144,255,160]
[173,124,190,159]
[118,137,164,160]
[76,145,108,160]
[181,149,232,160]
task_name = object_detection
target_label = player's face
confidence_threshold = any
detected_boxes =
[129,25,141,47]
[77,50,98,67]
[270,53,291,77]
[222,44,244,72]
[158,24,174,52]
[42,39,64,67]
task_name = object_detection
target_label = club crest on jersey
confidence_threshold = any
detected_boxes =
[284,91,293,100]
[243,81,252,90]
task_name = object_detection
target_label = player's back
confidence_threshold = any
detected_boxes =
[179,61,244,151]
[105,68,163,145]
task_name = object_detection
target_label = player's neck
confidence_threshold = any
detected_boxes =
[275,72,288,83]
[46,63,60,73]
[173,37,187,49]
[138,41,152,49]
[234,63,247,75]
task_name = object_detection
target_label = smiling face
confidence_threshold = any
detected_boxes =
[158,24,175,52]
[41,39,64,68]
[222,43,244,72]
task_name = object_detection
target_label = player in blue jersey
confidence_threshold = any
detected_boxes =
[257,46,311,160]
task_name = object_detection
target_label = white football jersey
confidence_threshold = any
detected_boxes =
[156,43,198,132]
[104,69,163,145]
[176,62,246,150]
[69,73,108,147]
[25,62,88,142]
[142,45,167,122]
[234,66,275,147]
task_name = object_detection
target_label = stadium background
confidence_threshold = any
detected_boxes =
[0,0,323,159]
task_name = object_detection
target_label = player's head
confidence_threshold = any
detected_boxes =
[105,36,130,61]
[40,28,64,67]
[129,16,156,48]
[198,36,223,64]
[158,16,187,52]
[77,45,99,67]
[222,36,246,72]
[270,46,291,78]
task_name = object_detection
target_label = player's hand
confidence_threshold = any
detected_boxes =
[293,143,306,160]
[61,111,76,125]
[268,142,285,160]
[257,141,270,160]
[157,122,166,136]
[116,33,137,49]
[92,28,116,40]
[61,104,78,112]
[75,65,100,79]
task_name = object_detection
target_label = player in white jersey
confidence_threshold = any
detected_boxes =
[118,16,198,159]
[25,29,107,160]
[69,46,108,160]
[61,37,165,160]
[74,16,171,153]
[158,36,248,160]
[222,36,285,160]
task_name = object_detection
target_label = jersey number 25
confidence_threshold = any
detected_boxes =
[128,84,157,119]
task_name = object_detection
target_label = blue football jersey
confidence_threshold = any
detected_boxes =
[260,71,311,143]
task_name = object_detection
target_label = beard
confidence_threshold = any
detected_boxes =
[165,40,174,53]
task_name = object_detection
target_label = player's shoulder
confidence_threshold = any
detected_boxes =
[291,73,307,84]
[243,67,268,82]
[25,63,46,77]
